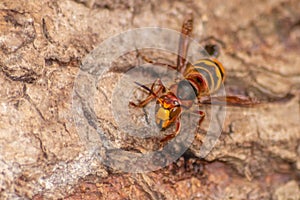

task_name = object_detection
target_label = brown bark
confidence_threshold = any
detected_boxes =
[0,0,299,199]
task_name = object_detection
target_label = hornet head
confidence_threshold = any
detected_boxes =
[155,92,181,130]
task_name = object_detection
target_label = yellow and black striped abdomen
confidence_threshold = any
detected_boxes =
[184,58,225,96]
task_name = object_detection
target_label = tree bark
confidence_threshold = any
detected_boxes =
[0,0,299,199]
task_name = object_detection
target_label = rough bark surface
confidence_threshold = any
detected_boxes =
[0,0,299,199]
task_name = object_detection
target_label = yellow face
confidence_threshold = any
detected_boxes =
[155,94,181,130]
